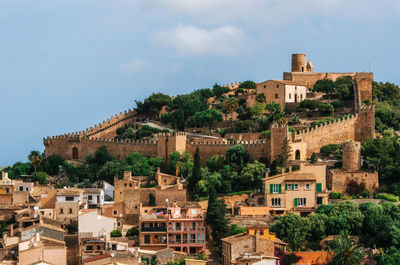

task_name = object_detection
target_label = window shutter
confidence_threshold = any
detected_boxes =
[285,184,288,190]
[316,183,322,193]
[270,184,273,194]
[278,184,282,194]
[294,198,298,207]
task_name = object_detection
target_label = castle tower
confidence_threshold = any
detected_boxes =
[157,132,187,164]
[342,141,361,172]
[269,123,289,163]
[355,105,375,142]
[291,54,307,72]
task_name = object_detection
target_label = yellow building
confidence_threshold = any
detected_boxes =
[263,163,329,217]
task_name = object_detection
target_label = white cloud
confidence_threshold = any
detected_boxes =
[119,59,149,73]
[154,24,246,57]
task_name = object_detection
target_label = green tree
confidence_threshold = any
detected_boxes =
[308,213,328,243]
[207,155,225,172]
[126,152,163,177]
[256,93,266,103]
[212,83,230,98]
[188,148,201,198]
[234,120,253,133]
[175,109,185,131]
[110,229,122,237]
[42,154,66,176]
[271,212,309,250]
[177,151,193,178]
[135,93,173,118]
[31,171,50,185]
[239,80,256,90]
[313,79,335,96]
[168,151,181,175]
[28,150,44,172]
[335,76,353,100]
[324,201,364,235]
[310,153,317,164]
[276,138,291,168]
[206,187,229,246]
[97,160,129,184]
[193,108,223,133]
[318,103,334,116]
[299,99,320,111]
[226,144,250,171]
[126,227,139,237]
[328,232,364,265]
[149,193,156,206]
[239,161,266,190]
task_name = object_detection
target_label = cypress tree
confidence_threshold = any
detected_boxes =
[189,147,201,198]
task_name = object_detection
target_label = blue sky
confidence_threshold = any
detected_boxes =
[0,0,399,165]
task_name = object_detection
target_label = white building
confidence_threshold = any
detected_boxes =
[83,188,104,208]
[78,210,117,240]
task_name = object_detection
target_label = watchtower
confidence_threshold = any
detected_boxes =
[291,54,307,72]
[342,141,361,172]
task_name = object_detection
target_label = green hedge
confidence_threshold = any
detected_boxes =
[329,192,342,199]
[375,193,399,202]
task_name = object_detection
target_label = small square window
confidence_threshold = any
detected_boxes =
[113,210,118,216]
[305,184,310,190]
[275,93,278,99]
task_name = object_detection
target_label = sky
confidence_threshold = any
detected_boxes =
[0,0,399,166]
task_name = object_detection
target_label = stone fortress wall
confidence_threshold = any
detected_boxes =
[43,54,376,165]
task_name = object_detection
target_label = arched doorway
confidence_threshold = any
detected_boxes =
[295,150,300,160]
[72,147,79,160]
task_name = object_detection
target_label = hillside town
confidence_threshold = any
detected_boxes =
[2,53,400,265]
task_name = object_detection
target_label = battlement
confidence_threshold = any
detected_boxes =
[226,81,242,90]
[296,114,357,137]
[156,132,186,137]
[188,139,267,146]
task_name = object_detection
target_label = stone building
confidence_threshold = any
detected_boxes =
[327,141,379,194]
[256,80,307,110]
[221,223,285,265]
[263,163,329,216]
[55,188,86,225]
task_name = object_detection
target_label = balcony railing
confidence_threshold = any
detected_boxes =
[167,227,205,232]
[168,239,205,244]
[141,227,166,232]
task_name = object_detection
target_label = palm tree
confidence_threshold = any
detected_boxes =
[28,150,44,173]
[328,232,365,265]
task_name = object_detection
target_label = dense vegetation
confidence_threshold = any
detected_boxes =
[271,200,400,264]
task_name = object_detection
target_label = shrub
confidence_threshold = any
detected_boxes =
[126,227,139,237]
[261,130,271,137]
[310,153,317,164]
[331,100,342,109]
[299,99,319,111]
[110,229,122,237]
[362,190,370,198]
[375,193,399,202]
[342,196,352,200]
[289,115,300,125]
[318,103,334,116]
[330,192,342,199]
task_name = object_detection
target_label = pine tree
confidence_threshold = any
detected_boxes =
[206,186,217,225]
[277,138,291,168]
[188,147,201,198]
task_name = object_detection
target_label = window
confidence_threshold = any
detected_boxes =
[113,210,118,216]
[289,93,291,99]
[317,197,323,205]
[19,186,23,191]
[65,196,74,201]
[260,229,264,235]
[286,183,298,190]
[88,195,92,200]
[271,198,281,207]
[300,94,303,99]
[124,183,127,187]
[164,179,166,183]
[5,188,9,193]
[86,245,93,251]
[69,208,73,214]
[97,245,101,250]
[144,235,150,244]
[275,93,278,99]
[305,184,310,190]
[129,183,132,187]
[270,184,281,194]
[276,84,279,88]
[26,187,29,191]
[264,85,266,88]
[59,208,64,214]
[112,244,117,250]
[295,198,306,207]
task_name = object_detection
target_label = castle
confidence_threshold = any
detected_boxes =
[43,54,375,165]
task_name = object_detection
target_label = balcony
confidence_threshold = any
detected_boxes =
[167,226,205,232]
[141,227,166,232]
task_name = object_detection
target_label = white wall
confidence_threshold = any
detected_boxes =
[285,85,307,103]
[78,210,116,239]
